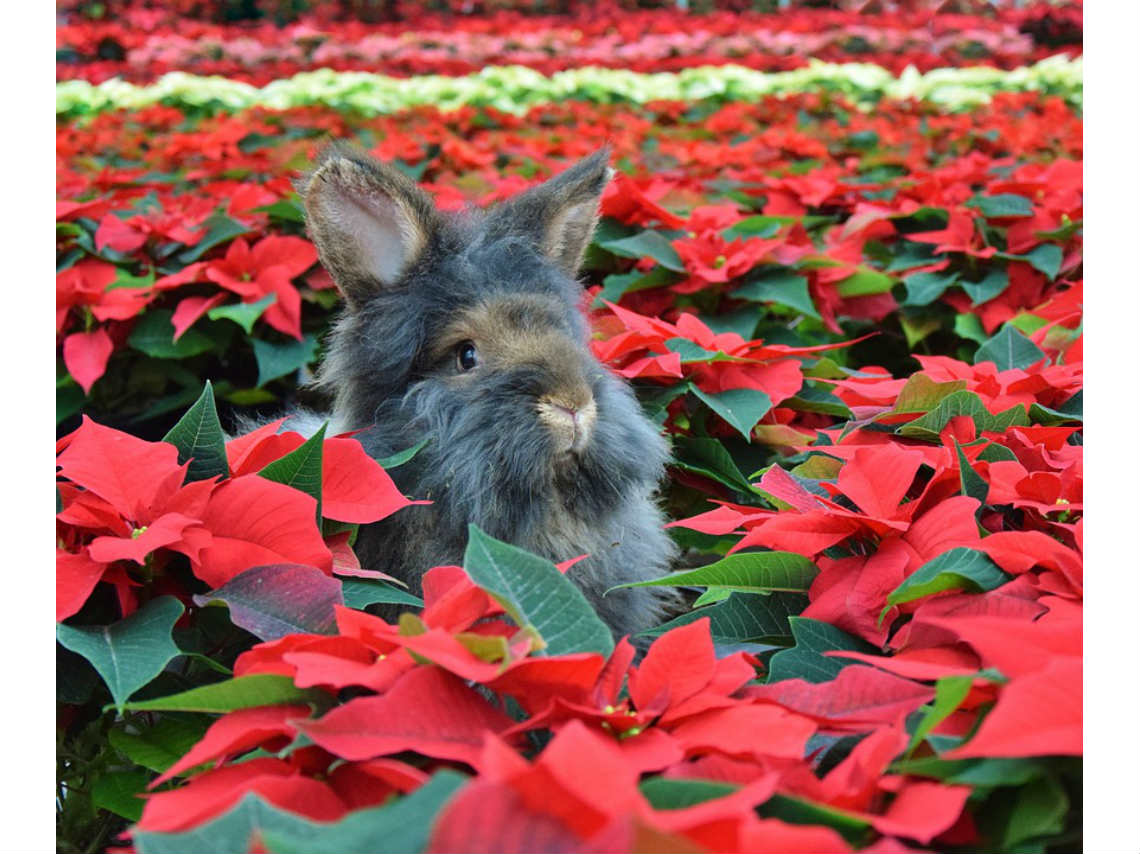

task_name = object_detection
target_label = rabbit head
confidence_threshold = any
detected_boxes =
[298,143,670,549]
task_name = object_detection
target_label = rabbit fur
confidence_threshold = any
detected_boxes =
[296,142,678,639]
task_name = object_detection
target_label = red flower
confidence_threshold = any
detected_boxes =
[205,236,318,339]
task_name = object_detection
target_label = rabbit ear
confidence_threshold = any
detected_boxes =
[491,147,612,276]
[298,143,440,308]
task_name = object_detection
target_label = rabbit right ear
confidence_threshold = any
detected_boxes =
[298,144,440,308]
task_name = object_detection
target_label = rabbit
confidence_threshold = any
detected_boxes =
[296,142,678,640]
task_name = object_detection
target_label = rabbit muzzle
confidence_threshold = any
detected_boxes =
[537,395,597,456]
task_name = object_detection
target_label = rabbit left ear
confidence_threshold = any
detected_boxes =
[490,148,612,276]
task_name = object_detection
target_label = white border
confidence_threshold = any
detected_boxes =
[1083,1,1140,852]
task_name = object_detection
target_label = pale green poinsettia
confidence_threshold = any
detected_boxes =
[57,55,1082,118]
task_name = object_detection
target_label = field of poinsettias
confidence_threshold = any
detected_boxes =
[56,2,1084,852]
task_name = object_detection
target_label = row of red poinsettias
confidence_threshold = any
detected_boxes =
[57,3,1081,84]
[56,93,1081,408]
[57,326,1081,850]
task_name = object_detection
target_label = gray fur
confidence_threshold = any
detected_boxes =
[298,145,678,639]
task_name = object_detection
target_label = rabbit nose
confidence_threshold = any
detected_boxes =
[538,396,597,454]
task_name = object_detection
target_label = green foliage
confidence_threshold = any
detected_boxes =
[57,596,185,710]
[463,525,614,658]
[162,381,229,482]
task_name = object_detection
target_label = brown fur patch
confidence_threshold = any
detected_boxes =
[433,296,595,398]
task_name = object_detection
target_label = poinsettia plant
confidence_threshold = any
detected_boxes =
[57,12,1082,850]
[57,2,1080,85]
[56,89,1081,439]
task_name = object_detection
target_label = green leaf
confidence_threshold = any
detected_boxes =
[891,756,1049,786]
[1030,387,1080,424]
[898,390,1028,443]
[766,617,875,684]
[906,675,973,755]
[255,198,305,224]
[885,239,940,272]
[689,385,772,442]
[885,548,1010,613]
[974,324,1047,371]
[258,423,326,519]
[978,442,1018,463]
[341,579,424,610]
[954,440,989,506]
[724,215,783,239]
[56,596,184,710]
[665,338,751,364]
[162,381,229,482]
[261,771,469,854]
[903,270,959,306]
[129,310,219,359]
[92,769,150,822]
[106,266,157,292]
[463,525,613,658]
[638,592,808,643]
[596,229,685,272]
[109,715,211,773]
[123,674,322,713]
[612,552,817,595]
[640,778,737,810]
[208,293,276,334]
[1020,244,1063,280]
[691,587,732,607]
[670,436,757,494]
[134,771,467,854]
[593,266,678,306]
[373,437,430,470]
[899,315,942,349]
[889,374,969,415]
[961,268,1010,306]
[252,335,320,387]
[835,268,894,297]
[195,564,342,641]
[1028,402,1077,426]
[734,269,819,319]
[785,385,853,419]
[987,775,1069,850]
[972,193,1034,218]
[954,313,988,344]
[177,213,251,263]
[57,383,85,424]
[758,794,872,846]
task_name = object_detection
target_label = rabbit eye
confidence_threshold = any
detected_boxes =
[456,341,478,372]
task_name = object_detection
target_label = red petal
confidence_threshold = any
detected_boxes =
[871,782,972,844]
[88,513,201,565]
[56,548,108,622]
[745,666,933,728]
[95,214,147,253]
[322,438,413,523]
[629,618,715,713]
[836,445,924,520]
[429,779,586,854]
[57,417,186,520]
[669,704,816,761]
[192,475,332,588]
[225,421,294,475]
[62,329,114,395]
[152,705,311,786]
[297,666,515,767]
[252,235,318,279]
[948,657,1081,758]
[171,294,226,340]
[136,758,345,833]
